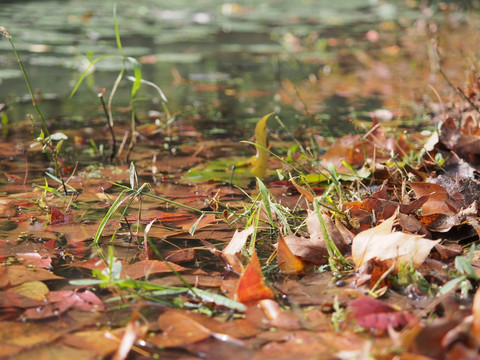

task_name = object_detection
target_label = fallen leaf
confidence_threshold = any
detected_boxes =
[289,177,315,203]
[349,296,415,330]
[352,212,439,269]
[0,265,62,289]
[14,344,97,360]
[223,226,254,255]
[112,311,146,360]
[258,299,303,329]
[236,251,274,303]
[9,281,49,302]
[163,248,196,263]
[16,252,52,269]
[283,210,349,265]
[49,205,72,225]
[152,309,256,347]
[277,232,306,274]
[23,290,104,319]
[0,320,70,357]
[61,328,124,357]
[409,182,460,216]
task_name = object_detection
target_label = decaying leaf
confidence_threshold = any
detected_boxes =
[9,281,49,302]
[289,177,315,203]
[258,299,303,329]
[222,226,254,273]
[352,213,439,269]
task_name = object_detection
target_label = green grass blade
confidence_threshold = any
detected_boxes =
[93,188,131,244]
[189,288,246,312]
[127,57,142,99]
[127,76,168,102]
[113,182,218,214]
[113,4,124,56]
[44,172,77,192]
[313,199,351,270]
[189,213,205,235]
[70,54,118,98]
[257,178,273,225]
[35,184,80,209]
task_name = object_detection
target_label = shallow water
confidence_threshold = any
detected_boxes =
[0,0,434,138]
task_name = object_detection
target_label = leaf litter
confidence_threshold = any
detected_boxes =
[5,3,480,360]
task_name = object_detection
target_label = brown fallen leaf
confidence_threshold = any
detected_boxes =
[152,309,257,347]
[283,210,349,265]
[258,299,303,330]
[61,328,125,358]
[289,177,315,203]
[409,182,460,216]
[0,265,62,289]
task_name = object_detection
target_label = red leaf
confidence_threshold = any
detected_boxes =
[235,251,274,303]
[49,205,71,225]
[16,253,52,269]
[23,290,103,319]
[350,297,414,330]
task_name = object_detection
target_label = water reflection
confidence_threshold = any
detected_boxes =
[0,0,478,138]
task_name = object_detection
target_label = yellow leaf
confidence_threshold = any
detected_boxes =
[250,113,273,178]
